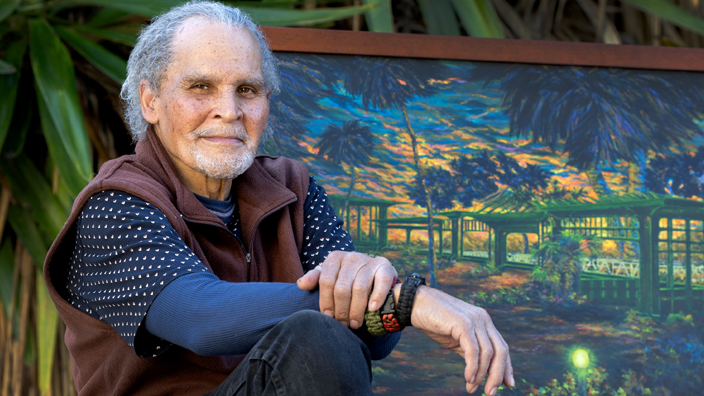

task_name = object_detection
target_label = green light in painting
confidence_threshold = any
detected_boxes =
[572,349,590,369]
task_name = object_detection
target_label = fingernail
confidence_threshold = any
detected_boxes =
[296,277,301,283]
[324,310,333,317]
[470,375,475,384]
[340,320,348,327]
[350,320,359,329]
[510,375,515,387]
[470,384,479,394]
[490,387,497,396]
[369,301,379,312]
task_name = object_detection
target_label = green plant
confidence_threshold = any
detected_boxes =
[0,2,379,394]
[617,370,654,396]
[388,249,424,274]
[469,262,501,278]
[497,368,655,395]
[527,367,654,396]
[530,231,600,306]
[664,312,695,326]
[462,282,588,308]
[463,286,529,307]
[624,309,661,341]
[531,367,618,396]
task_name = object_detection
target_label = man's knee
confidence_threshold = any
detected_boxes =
[281,309,334,328]
[263,310,371,367]
[251,310,372,395]
[273,310,366,353]
[279,310,345,337]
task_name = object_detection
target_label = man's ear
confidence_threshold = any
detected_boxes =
[139,80,160,125]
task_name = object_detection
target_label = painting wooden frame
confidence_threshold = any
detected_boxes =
[262,28,704,395]
[263,26,704,71]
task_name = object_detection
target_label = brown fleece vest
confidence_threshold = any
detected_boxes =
[43,130,309,395]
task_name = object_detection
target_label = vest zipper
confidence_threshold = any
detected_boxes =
[245,198,296,280]
[229,229,251,280]
[183,195,296,281]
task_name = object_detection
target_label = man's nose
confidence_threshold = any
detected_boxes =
[213,90,243,122]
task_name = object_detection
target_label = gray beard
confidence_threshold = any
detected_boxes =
[189,125,258,179]
[192,147,255,179]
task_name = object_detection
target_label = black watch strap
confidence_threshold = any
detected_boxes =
[397,273,426,327]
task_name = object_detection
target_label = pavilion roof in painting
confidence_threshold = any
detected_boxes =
[444,191,704,222]
[328,195,405,207]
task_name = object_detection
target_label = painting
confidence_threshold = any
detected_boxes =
[263,28,704,395]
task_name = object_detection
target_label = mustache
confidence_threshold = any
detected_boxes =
[190,126,250,143]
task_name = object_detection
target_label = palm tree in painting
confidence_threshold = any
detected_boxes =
[341,57,450,287]
[264,53,339,157]
[472,65,704,197]
[315,120,375,216]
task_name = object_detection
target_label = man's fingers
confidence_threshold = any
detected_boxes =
[348,265,376,329]
[503,351,515,388]
[332,256,363,326]
[367,260,396,312]
[482,330,508,396]
[404,286,512,395]
[296,266,322,291]
[318,258,341,319]
[459,331,480,392]
[472,328,493,392]
[302,251,399,329]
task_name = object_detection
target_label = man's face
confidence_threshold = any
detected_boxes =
[143,17,270,181]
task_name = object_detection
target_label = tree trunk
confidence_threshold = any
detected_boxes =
[585,166,611,198]
[341,166,356,222]
[402,106,437,287]
[626,161,640,194]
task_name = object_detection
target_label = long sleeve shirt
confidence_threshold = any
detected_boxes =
[66,177,400,359]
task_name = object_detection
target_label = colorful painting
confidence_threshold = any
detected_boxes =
[264,51,704,395]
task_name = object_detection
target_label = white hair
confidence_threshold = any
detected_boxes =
[120,0,281,141]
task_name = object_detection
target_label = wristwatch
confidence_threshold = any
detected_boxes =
[380,288,403,332]
[364,277,403,336]
[397,273,426,327]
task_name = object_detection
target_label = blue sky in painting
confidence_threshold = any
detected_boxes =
[268,53,704,217]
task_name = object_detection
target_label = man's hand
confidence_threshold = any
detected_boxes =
[297,251,397,329]
[407,285,514,395]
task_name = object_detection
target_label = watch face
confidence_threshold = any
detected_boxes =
[409,273,426,285]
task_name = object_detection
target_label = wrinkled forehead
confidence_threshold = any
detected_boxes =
[164,16,264,82]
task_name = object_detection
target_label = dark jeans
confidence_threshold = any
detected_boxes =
[204,310,373,396]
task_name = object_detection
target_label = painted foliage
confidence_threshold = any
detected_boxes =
[266,52,704,395]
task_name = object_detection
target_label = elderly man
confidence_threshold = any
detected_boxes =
[44,1,513,395]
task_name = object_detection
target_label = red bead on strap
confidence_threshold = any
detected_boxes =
[380,277,404,333]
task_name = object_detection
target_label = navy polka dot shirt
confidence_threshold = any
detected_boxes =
[66,177,400,359]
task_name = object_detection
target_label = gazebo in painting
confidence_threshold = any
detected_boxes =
[540,194,704,316]
[332,192,704,316]
[327,195,401,251]
[441,194,704,316]
[372,215,452,255]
